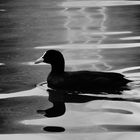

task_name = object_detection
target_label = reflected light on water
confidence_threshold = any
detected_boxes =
[35,42,140,50]
[1,0,140,137]
[111,66,140,73]
[0,135,55,140]
[0,9,6,12]
[0,87,47,99]
[61,1,140,8]
[0,63,5,66]
[63,6,106,44]
[20,100,140,127]
[120,36,140,40]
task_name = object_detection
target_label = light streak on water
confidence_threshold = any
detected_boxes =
[110,66,140,73]
[0,87,47,99]
[85,31,131,35]
[0,63,5,66]
[35,43,140,50]
[0,9,6,12]
[0,135,51,140]
[120,36,140,40]
[61,1,140,8]
[99,43,140,49]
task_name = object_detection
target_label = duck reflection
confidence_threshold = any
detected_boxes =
[37,89,66,117]
[37,87,135,133]
[37,87,131,118]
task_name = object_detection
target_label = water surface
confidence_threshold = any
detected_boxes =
[0,0,140,140]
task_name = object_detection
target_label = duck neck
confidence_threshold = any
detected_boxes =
[51,62,65,74]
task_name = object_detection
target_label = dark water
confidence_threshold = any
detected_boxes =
[0,0,140,139]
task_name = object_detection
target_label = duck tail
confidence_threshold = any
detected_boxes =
[122,78,132,85]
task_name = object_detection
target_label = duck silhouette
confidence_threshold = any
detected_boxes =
[35,50,131,93]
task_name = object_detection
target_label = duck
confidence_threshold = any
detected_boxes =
[35,50,131,93]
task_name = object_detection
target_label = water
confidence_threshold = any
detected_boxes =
[0,0,140,139]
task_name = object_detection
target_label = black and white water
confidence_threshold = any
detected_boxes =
[0,0,140,140]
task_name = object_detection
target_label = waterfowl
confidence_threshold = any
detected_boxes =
[35,50,131,93]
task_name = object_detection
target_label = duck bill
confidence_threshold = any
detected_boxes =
[34,57,44,64]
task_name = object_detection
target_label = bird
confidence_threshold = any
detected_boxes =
[35,50,131,93]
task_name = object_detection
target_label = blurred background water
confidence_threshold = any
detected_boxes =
[0,0,140,138]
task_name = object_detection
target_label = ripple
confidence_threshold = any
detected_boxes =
[62,1,140,8]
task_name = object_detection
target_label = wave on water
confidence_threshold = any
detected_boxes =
[110,66,140,86]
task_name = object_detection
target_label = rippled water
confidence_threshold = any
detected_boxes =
[0,0,140,139]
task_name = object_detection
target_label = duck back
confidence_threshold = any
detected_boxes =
[47,71,130,92]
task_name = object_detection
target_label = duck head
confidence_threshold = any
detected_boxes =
[35,50,65,73]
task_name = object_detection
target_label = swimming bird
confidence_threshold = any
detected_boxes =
[35,50,131,93]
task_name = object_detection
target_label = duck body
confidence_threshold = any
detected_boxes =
[35,50,131,93]
[47,70,130,92]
